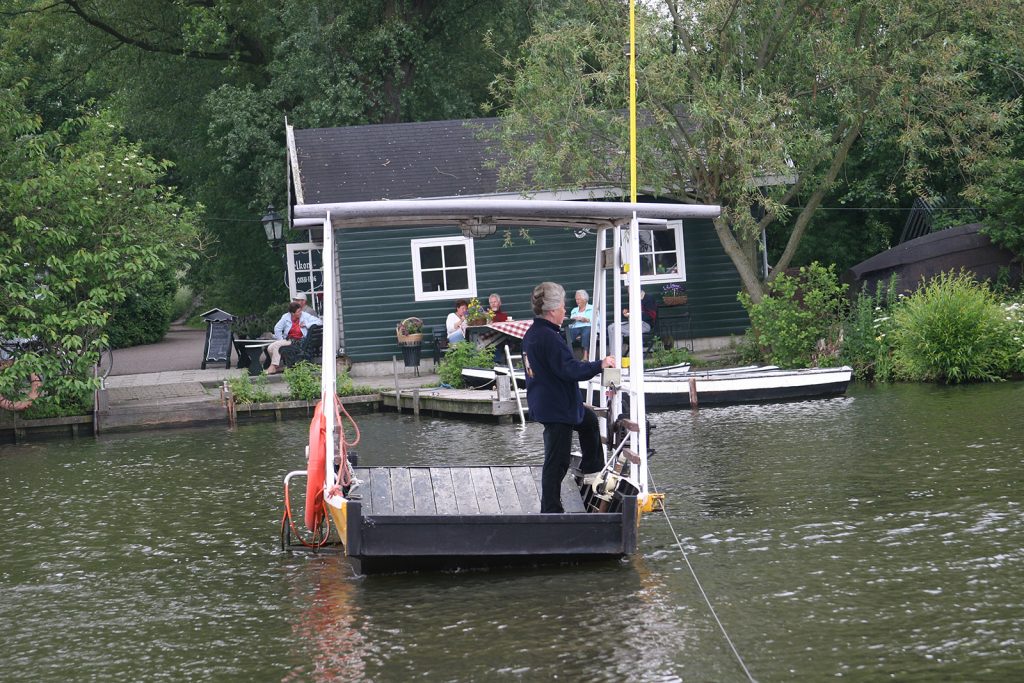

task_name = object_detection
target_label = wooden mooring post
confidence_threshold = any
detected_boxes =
[392,355,401,414]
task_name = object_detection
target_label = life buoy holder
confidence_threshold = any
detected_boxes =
[0,372,42,412]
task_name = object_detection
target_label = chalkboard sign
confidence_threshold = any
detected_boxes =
[200,308,236,370]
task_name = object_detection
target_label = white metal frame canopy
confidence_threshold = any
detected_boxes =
[299,198,721,508]
[291,198,721,231]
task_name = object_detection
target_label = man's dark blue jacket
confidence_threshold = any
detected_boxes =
[522,317,603,424]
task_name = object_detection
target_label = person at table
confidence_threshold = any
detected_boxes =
[607,289,656,357]
[565,289,594,361]
[292,291,314,315]
[266,301,321,374]
[522,281,616,513]
[487,293,511,322]
[446,299,469,343]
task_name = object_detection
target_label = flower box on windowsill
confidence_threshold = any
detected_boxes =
[662,295,688,306]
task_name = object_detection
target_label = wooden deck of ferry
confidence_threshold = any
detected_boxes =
[336,465,637,574]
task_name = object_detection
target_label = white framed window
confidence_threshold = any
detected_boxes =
[287,242,325,315]
[410,235,477,301]
[635,220,686,284]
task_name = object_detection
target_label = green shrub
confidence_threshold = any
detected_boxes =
[644,344,694,369]
[283,361,374,400]
[227,373,273,404]
[18,388,91,419]
[1005,298,1024,375]
[106,268,177,348]
[891,271,1016,383]
[284,361,321,401]
[171,285,195,322]
[337,371,375,397]
[438,341,495,388]
[841,276,900,382]
[739,262,848,368]
[232,302,288,339]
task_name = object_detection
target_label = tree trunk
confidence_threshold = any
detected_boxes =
[713,216,766,302]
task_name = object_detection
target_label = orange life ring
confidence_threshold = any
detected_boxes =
[305,400,328,530]
[304,395,357,531]
[0,372,42,412]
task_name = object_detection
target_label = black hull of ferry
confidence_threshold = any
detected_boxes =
[335,465,637,575]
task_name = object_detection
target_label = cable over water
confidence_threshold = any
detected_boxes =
[649,469,758,683]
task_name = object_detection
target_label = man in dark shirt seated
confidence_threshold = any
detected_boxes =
[606,289,656,357]
[487,293,510,322]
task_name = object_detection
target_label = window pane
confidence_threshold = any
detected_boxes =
[447,267,469,290]
[639,254,656,276]
[420,246,443,269]
[638,230,656,257]
[311,250,323,269]
[443,244,468,267]
[655,253,678,275]
[311,271,324,289]
[653,231,677,252]
[421,270,445,292]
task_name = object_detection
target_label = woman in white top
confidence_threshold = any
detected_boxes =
[446,299,469,343]
[566,289,593,360]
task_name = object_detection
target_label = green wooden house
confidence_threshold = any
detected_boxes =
[285,118,749,364]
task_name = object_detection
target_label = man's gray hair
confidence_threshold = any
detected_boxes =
[488,293,501,304]
[575,289,589,303]
[531,282,565,315]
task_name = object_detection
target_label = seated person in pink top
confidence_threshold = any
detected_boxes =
[266,301,322,374]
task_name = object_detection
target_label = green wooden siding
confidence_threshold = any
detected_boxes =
[336,220,748,361]
[680,218,750,337]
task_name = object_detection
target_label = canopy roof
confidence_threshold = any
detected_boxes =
[292,198,720,232]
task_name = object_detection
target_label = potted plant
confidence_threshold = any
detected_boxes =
[396,317,424,344]
[396,316,424,368]
[662,283,688,306]
[464,297,493,326]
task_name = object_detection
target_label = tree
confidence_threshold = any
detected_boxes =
[1,0,556,314]
[0,79,203,413]
[489,0,1022,301]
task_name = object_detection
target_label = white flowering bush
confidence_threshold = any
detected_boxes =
[840,276,900,381]
[1003,300,1024,375]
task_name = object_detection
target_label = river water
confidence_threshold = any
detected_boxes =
[2,382,1022,681]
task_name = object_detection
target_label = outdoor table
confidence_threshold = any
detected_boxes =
[233,338,274,376]
[466,319,533,353]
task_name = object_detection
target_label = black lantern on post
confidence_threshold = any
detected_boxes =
[261,204,284,247]
[261,204,289,288]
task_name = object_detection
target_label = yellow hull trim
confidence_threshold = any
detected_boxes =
[326,499,348,553]
[639,493,665,514]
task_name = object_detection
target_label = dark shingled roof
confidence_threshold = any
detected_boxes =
[292,118,506,204]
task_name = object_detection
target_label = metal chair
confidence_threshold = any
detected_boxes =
[431,326,449,365]
[281,325,324,367]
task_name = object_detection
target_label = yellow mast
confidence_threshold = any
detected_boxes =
[629,0,637,202]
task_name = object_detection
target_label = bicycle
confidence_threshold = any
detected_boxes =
[95,343,114,381]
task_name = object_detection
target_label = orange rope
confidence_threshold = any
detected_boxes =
[282,475,332,549]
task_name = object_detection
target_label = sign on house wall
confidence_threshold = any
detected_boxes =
[287,242,325,315]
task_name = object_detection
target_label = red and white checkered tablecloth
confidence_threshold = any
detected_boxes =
[486,319,533,339]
